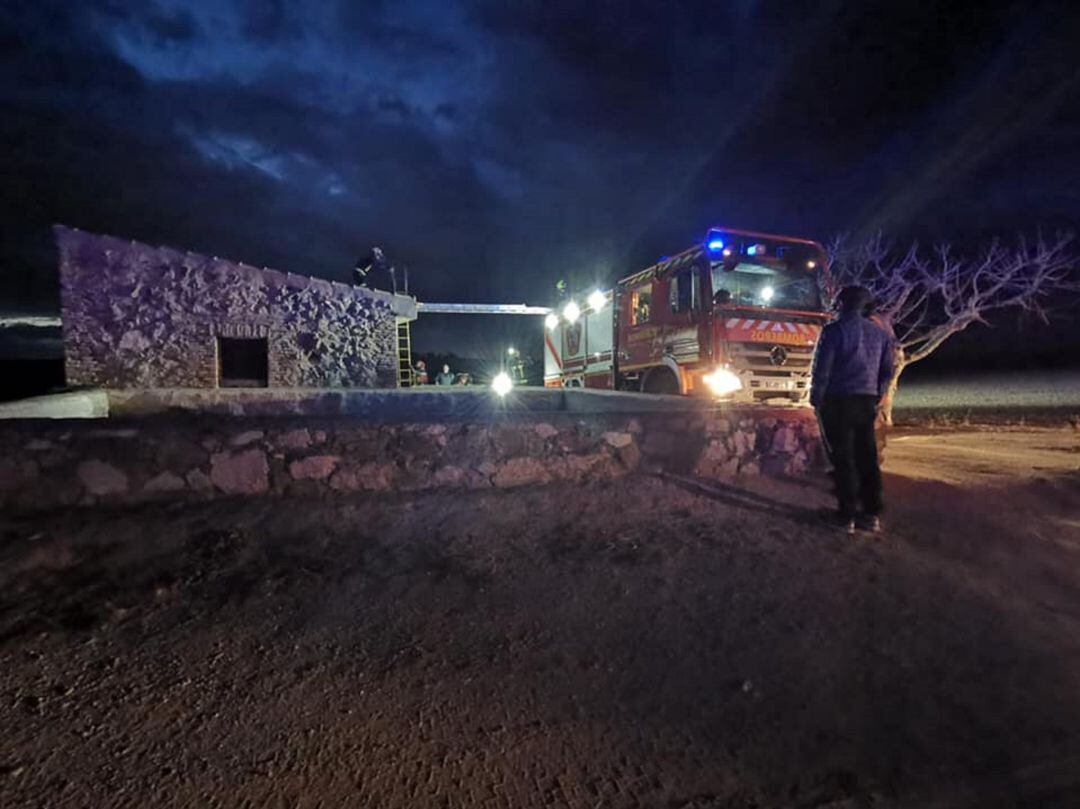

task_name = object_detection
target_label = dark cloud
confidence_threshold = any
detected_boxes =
[140,5,201,45]
[238,0,295,45]
[2,0,1079,357]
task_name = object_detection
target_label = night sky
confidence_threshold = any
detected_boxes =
[3,1,1079,356]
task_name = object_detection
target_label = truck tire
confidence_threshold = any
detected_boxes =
[642,368,680,395]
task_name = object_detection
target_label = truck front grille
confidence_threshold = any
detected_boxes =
[727,341,814,403]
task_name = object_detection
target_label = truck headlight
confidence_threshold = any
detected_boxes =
[703,368,742,396]
[492,372,514,397]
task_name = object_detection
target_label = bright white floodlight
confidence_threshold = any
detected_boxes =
[492,372,513,397]
[563,300,581,324]
[544,312,559,330]
[588,289,606,312]
[761,285,775,302]
[703,368,742,396]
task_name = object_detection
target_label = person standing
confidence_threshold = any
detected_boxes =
[810,285,896,535]
[434,364,455,386]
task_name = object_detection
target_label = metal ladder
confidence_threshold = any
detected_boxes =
[396,319,414,388]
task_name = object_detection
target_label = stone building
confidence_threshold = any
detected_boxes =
[56,226,415,389]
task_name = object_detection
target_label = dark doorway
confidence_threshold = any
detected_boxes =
[217,337,269,387]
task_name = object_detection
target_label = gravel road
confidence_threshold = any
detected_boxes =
[2,428,1079,808]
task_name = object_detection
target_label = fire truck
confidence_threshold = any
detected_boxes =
[543,227,829,404]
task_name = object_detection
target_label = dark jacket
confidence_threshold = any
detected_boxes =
[810,311,896,407]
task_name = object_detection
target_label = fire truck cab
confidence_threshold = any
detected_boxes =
[544,227,830,405]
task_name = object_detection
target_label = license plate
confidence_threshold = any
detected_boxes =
[761,379,795,390]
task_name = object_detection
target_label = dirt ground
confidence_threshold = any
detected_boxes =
[2,427,1079,808]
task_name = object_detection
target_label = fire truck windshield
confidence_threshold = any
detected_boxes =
[710,260,821,311]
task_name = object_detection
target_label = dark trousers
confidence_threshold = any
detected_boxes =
[819,395,883,519]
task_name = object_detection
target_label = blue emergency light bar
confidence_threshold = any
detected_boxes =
[705,228,726,254]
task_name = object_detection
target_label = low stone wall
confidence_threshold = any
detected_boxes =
[0,407,821,512]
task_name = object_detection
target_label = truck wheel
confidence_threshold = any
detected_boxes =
[642,368,680,395]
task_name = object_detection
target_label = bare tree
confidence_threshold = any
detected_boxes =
[824,232,1077,425]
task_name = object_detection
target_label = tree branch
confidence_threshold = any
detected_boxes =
[824,231,1078,416]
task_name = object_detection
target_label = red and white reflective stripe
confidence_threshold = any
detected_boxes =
[724,317,822,334]
[544,332,562,370]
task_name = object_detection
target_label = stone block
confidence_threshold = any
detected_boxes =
[209,449,269,494]
[558,453,614,482]
[289,455,341,481]
[720,456,741,476]
[493,457,552,488]
[602,431,633,449]
[705,417,731,437]
[277,428,312,450]
[732,429,754,458]
[616,442,642,470]
[77,459,129,496]
[432,465,465,487]
[143,471,186,493]
[738,460,760,476]
[703,441,732,462]
[185,468,214,492]
[229,430,264,447]
[533,422,560,439]
[771,426,799,454]
[330,462,395,492]
[788,449,810,476]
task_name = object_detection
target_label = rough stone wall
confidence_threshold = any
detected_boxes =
[0,408,823,512]
[57,226,413,389]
